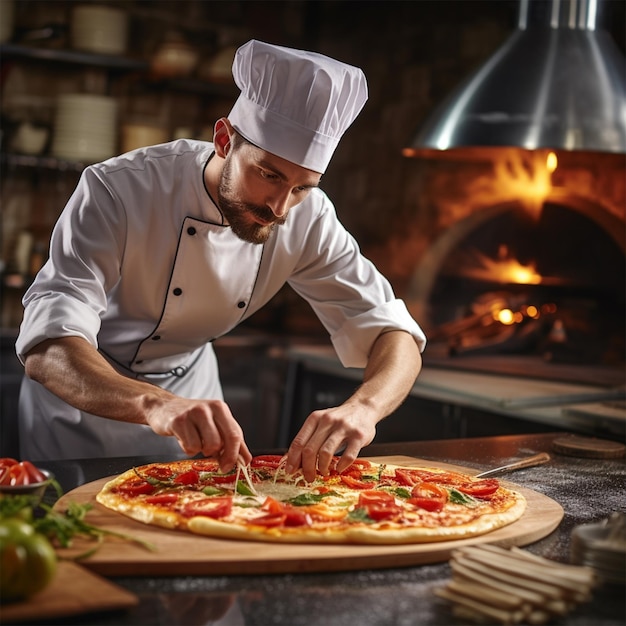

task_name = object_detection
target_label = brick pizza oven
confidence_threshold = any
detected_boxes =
[400,149,624,372]
[393,0,625,382]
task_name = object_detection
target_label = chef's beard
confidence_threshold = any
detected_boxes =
[216,158,286,245]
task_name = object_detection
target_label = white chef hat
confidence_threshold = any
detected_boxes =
[227,39,368,174]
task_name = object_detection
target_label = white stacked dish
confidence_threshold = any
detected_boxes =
[51,94,118,163]
[71,4,128,55]
[571,513,626,585]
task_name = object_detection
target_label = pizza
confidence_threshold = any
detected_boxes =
[95,455,526,544]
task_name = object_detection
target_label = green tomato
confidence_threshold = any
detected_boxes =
[0,518,57,603]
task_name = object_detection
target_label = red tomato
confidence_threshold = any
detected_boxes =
[367,503,402,521]
[408,482,447,512]
[358,490,402,521]
[394,468,465,487]
[115,479,155,496]
[210,474,237,485]
[9,464,29,486]
[457,479,500,498]
[261,497,284,515]
[349,459,372,470]
[394,468,419,486]
[250,455,285,469]
[260,497,312,527]
[174,469,200,485]
[358,490,396,507]
[340,475,376,490]
[142,466,174,480]
[0,459,48,486]
[21,461,47,483]
[181,497,233,519]
[335,458,373,478]
[144,493,180,505]
[191,459,220,472]
[283,508,312,527]
[339,467,365,480]
[250,513,287,527]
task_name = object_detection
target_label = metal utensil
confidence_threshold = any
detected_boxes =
[475,452,550,478]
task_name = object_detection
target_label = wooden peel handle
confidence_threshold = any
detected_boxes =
[475,453,550,478]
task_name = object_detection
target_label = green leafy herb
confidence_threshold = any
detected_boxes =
[346,506,375,524]
[202,486,224,496]
[393,487,412,499]
[0,494,38,520]
[234,499,261,509]
[1,480,156,560]
[34,501,156,559]
[286,492,327,506]
[236,480,255,496]
[447,488,479,508]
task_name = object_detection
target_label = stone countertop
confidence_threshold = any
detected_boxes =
[37,433,625,626]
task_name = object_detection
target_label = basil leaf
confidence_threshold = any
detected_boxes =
[448,488,479,507]
[236,480,255,496]
[285,493,322,506]
[347,507,375,524]
[234,499,260,509]
[393,487,412,499]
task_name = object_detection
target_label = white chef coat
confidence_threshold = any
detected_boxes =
[16,139,426,461]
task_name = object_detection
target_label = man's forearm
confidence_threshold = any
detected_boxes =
[351,330,422,419]
[23,336,169,425]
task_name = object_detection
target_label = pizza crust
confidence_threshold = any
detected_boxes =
[95,460,527,545]
[184,491,526,545]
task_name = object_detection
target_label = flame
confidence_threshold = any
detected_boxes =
[461,149,557,220]
[491,304,552,326]
[546,152,558,173]
[453,248,542,285]
[524,305,539,318]
[494,308,515,325]
[493,150,555,218]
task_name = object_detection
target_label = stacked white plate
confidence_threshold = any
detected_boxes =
[71,5,128,55]
[52,94,118,163]
[571,513,626,585]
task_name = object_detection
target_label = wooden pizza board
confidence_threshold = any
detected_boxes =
[552,435,625,459]
[52,456,564,576]
[0,561,138,623]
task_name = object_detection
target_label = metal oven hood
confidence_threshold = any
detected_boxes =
[404,0,626,155]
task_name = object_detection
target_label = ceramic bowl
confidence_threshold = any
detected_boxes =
[151,41,199,78]
[0,469,55,504]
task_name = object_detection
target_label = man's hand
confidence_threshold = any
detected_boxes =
[145,396,252,472]
[284,330,422,482]
[284,400,377,482]
[24,336,251,469]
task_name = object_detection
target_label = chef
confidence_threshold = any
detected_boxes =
[16,40,426,481]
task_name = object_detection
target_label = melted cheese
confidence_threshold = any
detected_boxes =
[236,460,259,496]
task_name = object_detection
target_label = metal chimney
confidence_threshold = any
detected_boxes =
[404,0,626,155]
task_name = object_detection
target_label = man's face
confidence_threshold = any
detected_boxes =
[216,140,321,245]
